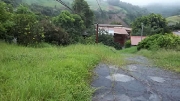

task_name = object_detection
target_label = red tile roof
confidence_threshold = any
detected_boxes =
[131,36,146,46]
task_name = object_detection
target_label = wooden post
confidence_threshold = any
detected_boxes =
[96,23,99,43]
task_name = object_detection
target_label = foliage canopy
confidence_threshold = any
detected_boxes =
[132,13,169,36]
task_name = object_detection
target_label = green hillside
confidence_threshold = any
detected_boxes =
[22,0,122,11]
[1,0,149,26]
[23,0,63,8]
[167,15,180,25]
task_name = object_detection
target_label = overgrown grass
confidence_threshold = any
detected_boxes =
[138,49,180,73]
[120,47,137,54]
[0,42,125,101]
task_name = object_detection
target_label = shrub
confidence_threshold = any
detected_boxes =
[125,40,131,48]
[7,5,45,46]
[40,19,70,45]
[99,34,122,50]
[137,34,180,50]
[79,35,96,45]
[53,11,85,43]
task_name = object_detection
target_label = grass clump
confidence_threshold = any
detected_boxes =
[120,47,137,54]
[138,49,180,73]
[0,42,125,101]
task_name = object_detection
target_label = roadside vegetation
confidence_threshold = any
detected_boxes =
[128,13,180,73]
[0,42,126,101]
[136,34,180,72]
[0,0,180,100]
[0,0,94,46]
[137,49,180,73]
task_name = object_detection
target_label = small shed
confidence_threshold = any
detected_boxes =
[113,28,129,46]
[131,36,146,46]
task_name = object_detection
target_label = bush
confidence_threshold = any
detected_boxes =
[40,19,70,45]
[99,34,122,50]
[125,40,131,48]
[137,34,180,51]
[79,35,96,45]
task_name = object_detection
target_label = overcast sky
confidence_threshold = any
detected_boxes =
[120,0,180,6]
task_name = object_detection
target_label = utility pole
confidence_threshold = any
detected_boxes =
[141,23,144,41]
[96,23,99,43]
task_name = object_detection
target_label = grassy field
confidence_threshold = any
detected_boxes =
[167,15,180,24]
[23,0,63,8]
[137,49,180,73]
[0,42,125,101]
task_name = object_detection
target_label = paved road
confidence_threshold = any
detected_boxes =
[91,56,180,101]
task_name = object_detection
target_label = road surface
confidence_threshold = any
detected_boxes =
[91,56,180,101]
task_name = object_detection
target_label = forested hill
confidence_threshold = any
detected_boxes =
[144,3,180,17]
[2,0,149,26]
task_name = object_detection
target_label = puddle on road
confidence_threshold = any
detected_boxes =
[149,76,165,83]
[106,73,135,82]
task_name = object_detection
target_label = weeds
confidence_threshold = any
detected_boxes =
[0,42,125,101]
[138,49,180,73]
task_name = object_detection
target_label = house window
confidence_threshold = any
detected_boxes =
[108,30,114,35]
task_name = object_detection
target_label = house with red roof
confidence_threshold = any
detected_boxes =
[98,24,131,46]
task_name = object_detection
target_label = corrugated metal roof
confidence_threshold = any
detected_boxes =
[114,28,128,35]
[98,24,123,27]
[99,27,129,35]
[131,36,146,46]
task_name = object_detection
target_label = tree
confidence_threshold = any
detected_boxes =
[40,19,69,45]
[1,0,22,7]
[72,0,94,29]
[53,11,85,43]
[132,13,169,36]
[0,1,14,41]
[13,5,44,45]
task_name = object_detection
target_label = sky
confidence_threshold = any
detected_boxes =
[120,0,180,6]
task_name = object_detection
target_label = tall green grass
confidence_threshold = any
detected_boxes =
[0,42,125,101]
[138,49,180,73]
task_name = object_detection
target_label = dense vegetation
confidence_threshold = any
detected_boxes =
[137,34,180,51]
[99,0,149,25]
[0,42,125,101]
[132,13,170,36]
[2,0,149,26]
[98,34,122,50]
[0,0,95,46]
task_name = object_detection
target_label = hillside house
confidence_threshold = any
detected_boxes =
[98,24,131,46]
